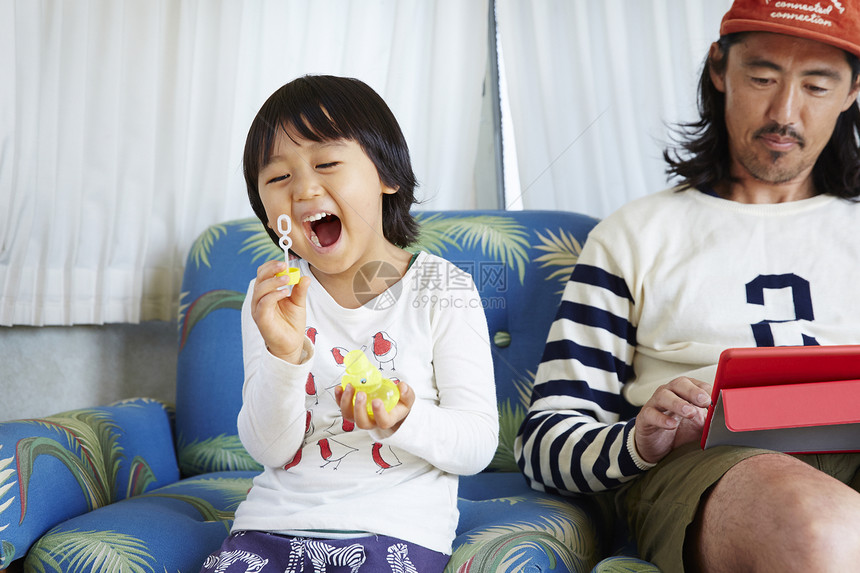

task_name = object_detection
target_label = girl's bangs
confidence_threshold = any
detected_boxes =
[256,102,349,168]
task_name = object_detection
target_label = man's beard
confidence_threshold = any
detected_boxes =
[737,123,809,184]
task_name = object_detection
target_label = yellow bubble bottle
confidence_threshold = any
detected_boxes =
[340,350,400,419]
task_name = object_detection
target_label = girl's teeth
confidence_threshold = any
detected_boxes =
[310,232,322,248]
[304,212,330,223]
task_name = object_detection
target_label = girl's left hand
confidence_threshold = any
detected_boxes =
[335,381,416,431]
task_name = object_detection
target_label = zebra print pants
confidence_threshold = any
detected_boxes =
[200,530,450,573]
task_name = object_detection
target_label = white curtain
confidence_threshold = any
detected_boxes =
[497,0,733,217]
[0,0,489,326]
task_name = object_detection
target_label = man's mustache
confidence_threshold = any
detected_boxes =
[754,123,806,149]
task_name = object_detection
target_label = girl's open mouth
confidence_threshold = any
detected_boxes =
[304,212,342,248]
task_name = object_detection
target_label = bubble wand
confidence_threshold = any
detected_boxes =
[274,214,301,287]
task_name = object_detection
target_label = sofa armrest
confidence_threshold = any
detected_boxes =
[0,398,179,567]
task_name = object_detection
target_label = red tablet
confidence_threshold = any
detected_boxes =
[700,345,860,453]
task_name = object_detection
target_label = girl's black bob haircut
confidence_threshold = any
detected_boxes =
[243,75,420,248]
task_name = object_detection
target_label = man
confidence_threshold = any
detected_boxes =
[515,1,860,571]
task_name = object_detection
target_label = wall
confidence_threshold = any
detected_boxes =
[0,322,177,421]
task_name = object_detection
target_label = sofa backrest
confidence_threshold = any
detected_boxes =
[175,210,599,476]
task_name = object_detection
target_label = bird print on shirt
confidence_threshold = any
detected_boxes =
[331,347,349,366]
[317,438,358,470]
[371,332,397,369]
[306,372,318,405]
[372,443,402,474]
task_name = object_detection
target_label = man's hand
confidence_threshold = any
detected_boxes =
[634,376,712,464]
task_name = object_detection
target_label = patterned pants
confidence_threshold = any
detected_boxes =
[200,530,450,573]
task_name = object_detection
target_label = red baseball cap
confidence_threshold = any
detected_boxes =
[721,0,860,59]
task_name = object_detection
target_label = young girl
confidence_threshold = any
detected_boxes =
[200,75,498,572]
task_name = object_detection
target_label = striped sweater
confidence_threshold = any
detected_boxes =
[515,187,860,494]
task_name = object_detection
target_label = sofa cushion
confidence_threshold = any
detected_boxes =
[590,556,662,572]
[18,469,611,573]
[21,470,256,573]
[450,473,605,572]
[0,398,178,567]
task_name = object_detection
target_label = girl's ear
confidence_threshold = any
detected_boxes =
[382,184,399,195]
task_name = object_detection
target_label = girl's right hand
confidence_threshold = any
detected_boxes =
[249,260,311,364]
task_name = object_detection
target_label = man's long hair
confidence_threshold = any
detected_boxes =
[664,33,860,199]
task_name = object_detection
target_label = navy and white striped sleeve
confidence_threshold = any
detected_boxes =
[515,239,654,494]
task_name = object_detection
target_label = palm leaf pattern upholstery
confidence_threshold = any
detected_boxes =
[0,211,660,572]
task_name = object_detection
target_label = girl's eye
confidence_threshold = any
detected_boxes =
[267,174,289,184]
[316,162,339,170]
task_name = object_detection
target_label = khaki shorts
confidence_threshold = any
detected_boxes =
[615,444,860,572]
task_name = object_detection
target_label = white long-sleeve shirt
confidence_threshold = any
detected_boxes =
[232,252,499,554]
[515,188,860,494]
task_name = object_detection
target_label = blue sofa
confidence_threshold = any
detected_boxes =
[0,211,660,572]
